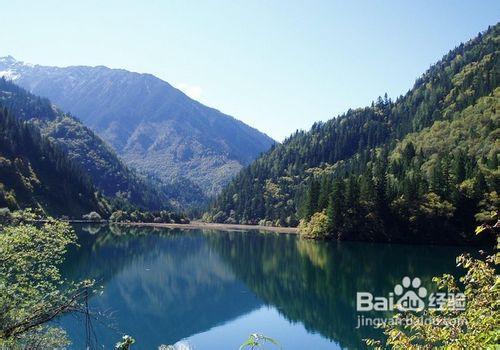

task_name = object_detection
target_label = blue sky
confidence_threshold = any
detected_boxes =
[1,0,498,140]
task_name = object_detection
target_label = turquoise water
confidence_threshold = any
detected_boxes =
[57,224,471,349]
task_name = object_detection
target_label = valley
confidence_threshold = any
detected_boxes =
[0,9,498,350]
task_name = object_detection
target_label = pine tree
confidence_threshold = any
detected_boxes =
[305,179,321,220]
[327,178,345,234]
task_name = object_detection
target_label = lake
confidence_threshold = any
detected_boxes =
[57,224,472,349]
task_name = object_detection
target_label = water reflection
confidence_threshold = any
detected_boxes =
[59,225,471,349]
[206,231,470,349]
[60,225,262,349]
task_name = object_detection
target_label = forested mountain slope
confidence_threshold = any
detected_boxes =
[0,106,108,217]
[0,79,172,210]
[0,57,275,197]
[206,24,499,244]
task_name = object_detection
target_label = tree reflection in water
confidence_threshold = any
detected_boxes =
[59,225,470,349]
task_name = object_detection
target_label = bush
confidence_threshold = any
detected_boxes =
[366,219,500,349]
[201,212,212,223]
[212,211,227,223]
[0,207,12,225]
[0,217,93,348]
[83,211,102,222]
[108,209,189,224]
[298,210,330,239]
[110,210,126,222]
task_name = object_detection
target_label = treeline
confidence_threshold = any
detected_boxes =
[109,209,189,224]
[0,106,108,217]
[0,88,192,220]
[298,90,498,243]
[205,24,499,243]
[0,78,172,211]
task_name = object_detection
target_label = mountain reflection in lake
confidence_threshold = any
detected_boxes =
[57,225,471,349]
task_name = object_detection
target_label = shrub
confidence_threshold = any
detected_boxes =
[0,217,93,348]
[110,210,125,222]
[366,219,500,349]
[83,211,102,222]
[298,210,330,239]
[0,207,12,225]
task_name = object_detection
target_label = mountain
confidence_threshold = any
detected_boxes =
[0,78,175,210]
[205,24,499,244]
[0,57,275,197]
[0,104,108,217]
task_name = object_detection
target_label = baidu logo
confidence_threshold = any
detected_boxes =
[356,276,427,312]
[356,276,464,312]
[356,276,467,328]
[394,276,427,311]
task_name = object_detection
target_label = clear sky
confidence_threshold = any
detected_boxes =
[1,0,498,141]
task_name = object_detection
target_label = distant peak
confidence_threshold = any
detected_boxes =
[0,55,17,63]
[0,56,22,80]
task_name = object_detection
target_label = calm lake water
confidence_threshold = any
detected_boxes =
[57,224,472,350]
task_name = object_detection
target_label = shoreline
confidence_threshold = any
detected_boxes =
[51,220,488,246]
[35,219,299,234]
[107,220,299,234]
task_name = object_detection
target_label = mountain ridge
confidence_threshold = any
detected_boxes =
[0,104,108,217]
[0,78,179,210]
[205,23,499,244]
[0,58,275,196]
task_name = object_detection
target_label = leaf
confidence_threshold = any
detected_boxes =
[475,225,487,235]
[239,334,281,350]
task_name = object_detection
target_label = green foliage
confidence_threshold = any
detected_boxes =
[207,24,500,244]
[0,77,177,211]
[83,211,103,222]
[0,103,109,217]
[366,223,500,349]
[1,57,275,201]
[0,207,12,224]
[109,209,189,224]
[240,334,280,350]
[298,210,330,239]
[0,213,93,348]
[418,193,455,219]
[115,335,136,350]
[475,191,499,224]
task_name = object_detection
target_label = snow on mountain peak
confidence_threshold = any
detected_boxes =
[0,69,20,80]
[0,56,32,79]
